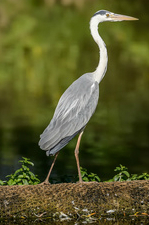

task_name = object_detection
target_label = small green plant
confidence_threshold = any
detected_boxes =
[0,180,6,185]
[1,161,149,185]
[107,164,149,182]
[130,173,149,180]
[0,157,40,185]
[108,164,130,182]
[80,167,101,182]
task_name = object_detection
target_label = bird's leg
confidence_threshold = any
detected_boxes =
[41,152,59,184]
[75,131,84,183]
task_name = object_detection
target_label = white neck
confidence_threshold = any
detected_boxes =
[90,17,108,83]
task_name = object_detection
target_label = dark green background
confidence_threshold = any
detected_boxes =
[0,0,148,182]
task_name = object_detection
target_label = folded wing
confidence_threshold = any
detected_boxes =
[39,74,99,155]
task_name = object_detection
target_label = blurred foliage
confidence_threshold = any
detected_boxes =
[0,0,148,181]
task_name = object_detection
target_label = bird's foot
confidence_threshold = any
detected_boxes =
[39,180,51,185]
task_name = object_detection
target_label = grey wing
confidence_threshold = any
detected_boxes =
[39,75,99,156]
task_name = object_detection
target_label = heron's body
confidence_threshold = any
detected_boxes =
[39,74,99,156]
[39,10,138,183]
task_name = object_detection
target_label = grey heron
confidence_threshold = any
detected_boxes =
[39,10,138,183]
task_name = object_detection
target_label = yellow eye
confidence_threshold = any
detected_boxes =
[106,13,110,17]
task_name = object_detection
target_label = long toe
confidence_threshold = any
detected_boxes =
[39,180,51,185]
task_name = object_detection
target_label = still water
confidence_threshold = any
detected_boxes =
[0,1,149,183]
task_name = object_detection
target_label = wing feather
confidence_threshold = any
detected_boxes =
[39,74,99,155]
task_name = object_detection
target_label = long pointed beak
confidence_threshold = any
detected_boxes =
[110,13,138,21]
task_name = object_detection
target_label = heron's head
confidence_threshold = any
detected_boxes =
[92,10,138,23]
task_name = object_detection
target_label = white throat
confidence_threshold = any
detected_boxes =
[90,17,108,83]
